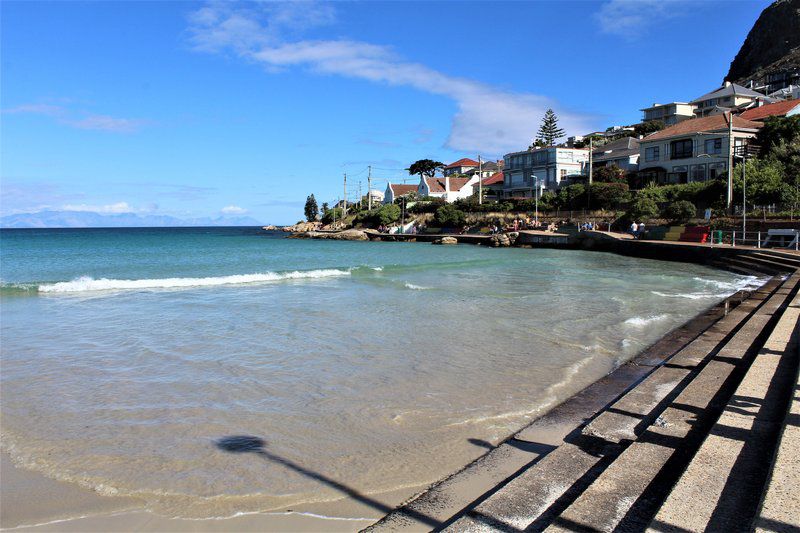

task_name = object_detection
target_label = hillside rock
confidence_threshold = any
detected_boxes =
[433,236,458,245]
[726,0,800,86]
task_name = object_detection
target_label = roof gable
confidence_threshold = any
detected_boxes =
[690,83,767,104]
[445,158,479,169]
[740,100,800,121]
[642,114,761,142]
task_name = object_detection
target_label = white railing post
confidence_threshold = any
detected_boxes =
[757,231,761,249]
[732,231,736,247]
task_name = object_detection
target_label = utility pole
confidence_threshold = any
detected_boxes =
[358,181,362,210]
[367,166,372,210]
[343,173,348,217]
[478,155,483,205]
[588,137,593,185]
[742,150,747,242]
[727,111,734,213]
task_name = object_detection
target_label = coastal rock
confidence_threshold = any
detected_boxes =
[295,230,369,241]
[433,236,458,245]
[262,225,279,231]
[282,221,321,233]
[489,233,511,247]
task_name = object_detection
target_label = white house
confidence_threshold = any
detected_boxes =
[641,102,695,126]
[383,183,417,204]
[367,189,385,204]
[442,158,479,177]
[418,175,480,202]
[502,147,590,198]
[638,112,761,185]
[691,82,774,118]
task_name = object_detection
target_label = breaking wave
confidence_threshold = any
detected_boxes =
[624,314,670,327]
[33,269,352,293]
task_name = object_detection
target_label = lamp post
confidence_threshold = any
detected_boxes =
[534,176,539,224]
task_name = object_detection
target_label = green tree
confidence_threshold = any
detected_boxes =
[594,164,627,183]
[662,200,696,223]
[634,120,665,137]
[732,158,785,206]
[304,194,319,222]
[588,182,630,210]
[756,116,800,157]
[434,204,466,227]
[536,109,566,147]
[407,159,444,180]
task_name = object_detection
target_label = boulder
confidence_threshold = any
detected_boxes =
[433,236,458,245]
[489,233,511,247]
[282,221,321,233]
[294,230,369,241]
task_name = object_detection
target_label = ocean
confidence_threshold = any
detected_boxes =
[0,227,765,521]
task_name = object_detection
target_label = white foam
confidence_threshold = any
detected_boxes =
[403,282,430,290]
[651,291,729,300]
[624,314,670,327]
[38,270,351,293]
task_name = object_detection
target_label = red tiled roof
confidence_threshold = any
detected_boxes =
[445,158,479,169]
[482,172,504,186]
[424,177,471,193]
[389,184,417,195]
[643,113,762,141]
[740,100,800,121]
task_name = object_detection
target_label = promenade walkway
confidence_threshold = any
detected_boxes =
[365,243,800,532]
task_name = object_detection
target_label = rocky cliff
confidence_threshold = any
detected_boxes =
[725,0,800,85]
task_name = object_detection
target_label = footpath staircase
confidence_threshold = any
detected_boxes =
[366,250,800,533]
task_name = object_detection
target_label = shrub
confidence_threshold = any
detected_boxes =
[662,200,697,223]
[626,197,659,221]
[588,182,630,210]
[434,204,466,227]
[321,208,343,224]
[353,204,401,226]
[594,165,626,183]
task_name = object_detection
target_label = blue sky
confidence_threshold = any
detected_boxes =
[1,0,769,224]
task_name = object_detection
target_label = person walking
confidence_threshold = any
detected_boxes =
[630,221,639,237]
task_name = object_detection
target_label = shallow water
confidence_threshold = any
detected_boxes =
[0,227,764,519]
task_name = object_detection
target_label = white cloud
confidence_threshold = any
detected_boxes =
[187,2,593,154]
[63,202,135,213]
[596,0,685,39]
[3,104,147,133]
[67,114,147,133]
[221,205,248,214]
[2,103,66,116]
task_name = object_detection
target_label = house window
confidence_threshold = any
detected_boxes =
[645,146,660,162]
[690,164,707,182]
[709,162,726,179]
[704,138,722,155]
[670,139,693,159]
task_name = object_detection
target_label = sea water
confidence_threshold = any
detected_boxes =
[0,227,764,519]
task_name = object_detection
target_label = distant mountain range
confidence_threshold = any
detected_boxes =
[0,210,263,228]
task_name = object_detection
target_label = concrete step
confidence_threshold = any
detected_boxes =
[748,251,800,270]
[754,305,800,533]
[541,273,799,533]
[722,257,785,275]
[652,294,800,532]
[738,254,799,273]
[708,260,761,276]
[438,277,787,532]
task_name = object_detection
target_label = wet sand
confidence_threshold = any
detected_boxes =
[1,452,424,531]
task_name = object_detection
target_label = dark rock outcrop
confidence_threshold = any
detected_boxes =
[725,0,800,86]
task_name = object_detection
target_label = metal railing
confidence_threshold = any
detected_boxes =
[708,229,799,250]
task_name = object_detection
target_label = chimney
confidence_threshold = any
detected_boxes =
[724,81,732,88]
[445,176,450,196]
